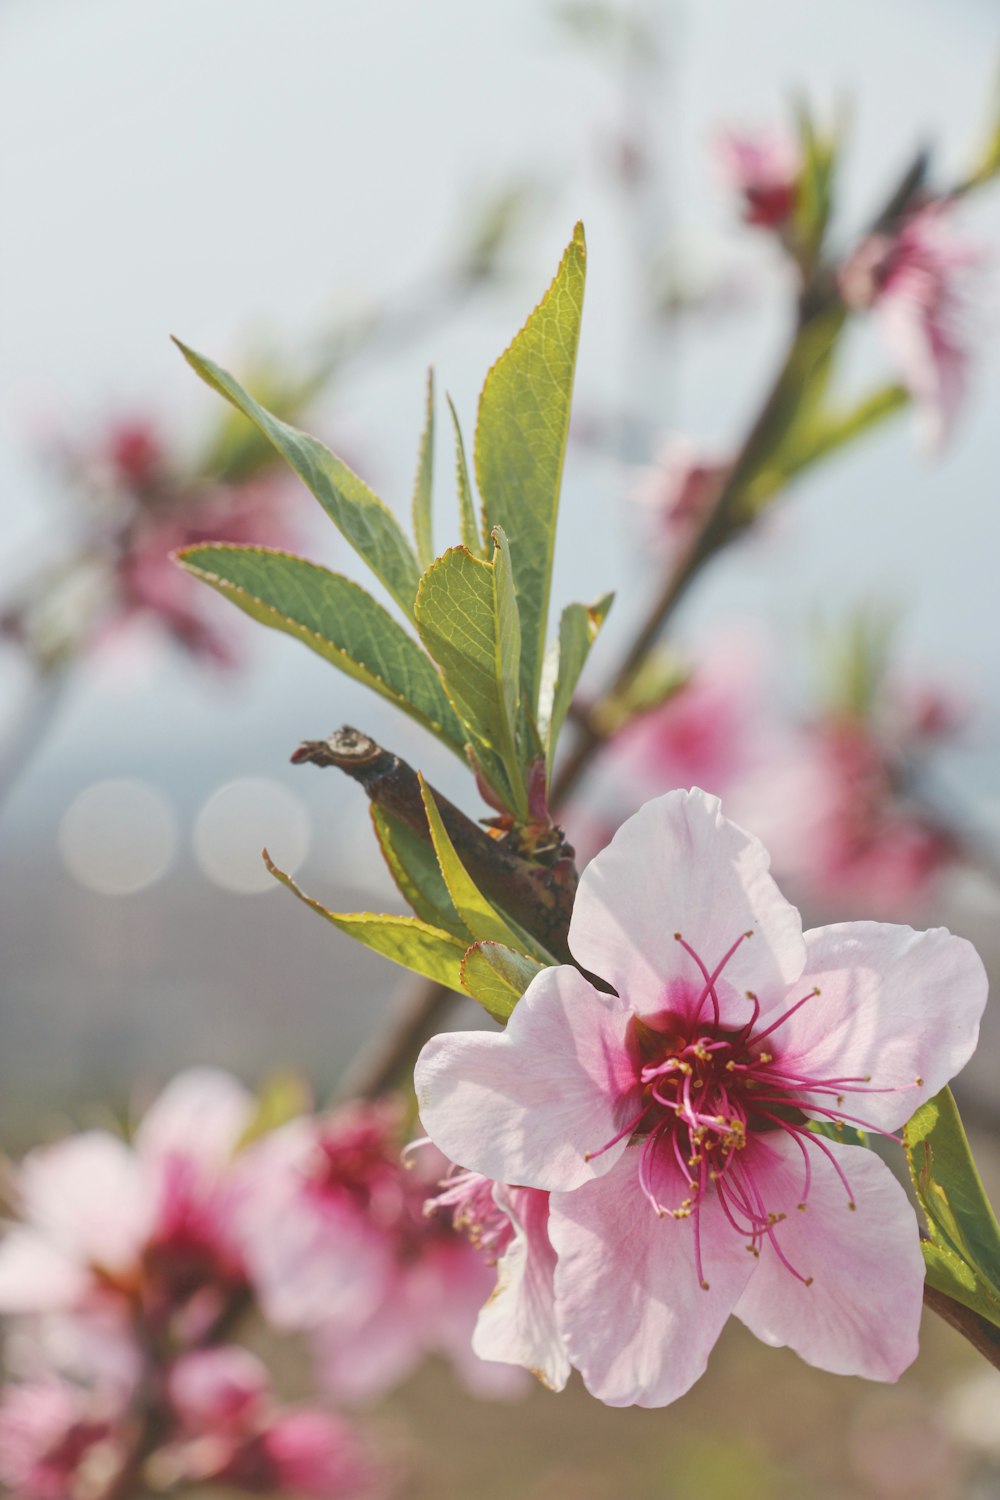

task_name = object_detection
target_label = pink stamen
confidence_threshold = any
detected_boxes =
[584,1103,653,1162]
[750,987,822,1045]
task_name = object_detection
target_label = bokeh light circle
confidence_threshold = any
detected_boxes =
[58,778,178,896]
[193,777,311,895]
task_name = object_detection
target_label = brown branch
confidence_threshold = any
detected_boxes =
[292,726,577,964]
[924,1283,1000,1371]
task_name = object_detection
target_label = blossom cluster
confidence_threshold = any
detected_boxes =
[0,1074,519,1498]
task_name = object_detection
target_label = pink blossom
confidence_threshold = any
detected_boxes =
[0,1379,129,1500]
[741,721,959,917]
[416,789,987,1407]
[716,130,800,230]
[165,1348,378,1497]
[840,208,985,452]
[113,475,296,665]
[631,438,732,555]
[431,1172,569,1392]
[0,1068,255,1335]
[238,1099,525,1403]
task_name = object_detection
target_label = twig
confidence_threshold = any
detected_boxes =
[292,726,577,962]
[924,1283,1000,1372]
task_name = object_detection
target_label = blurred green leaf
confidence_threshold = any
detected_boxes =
[460,941,545,1023]
[791,98,840,271]
[412,369,435,571]
[905,1087,1000,1328]
[749,384,909,508]
[414,530,526,815]
[369,805,467,937]
[177,544,464,752]
[540,592,613,777]
[447,395,486,557]
[174,340,421,618]
[264,851,468,993]
[475,223,586,710]
[238,1071,312,1149]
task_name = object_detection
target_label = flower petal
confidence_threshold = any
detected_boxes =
[135,1067,256,1167]
[569,789,805,1022]
[0,1230,89,1313]
[415,966,637,1191]
[473,1186,570,1392]
[549,1148,755,1407]
[774,922,988,1131]
[19,1133,150,1274]
[733,1133,924,1380]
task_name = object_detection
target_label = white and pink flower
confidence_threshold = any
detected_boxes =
[415,789,987,1407]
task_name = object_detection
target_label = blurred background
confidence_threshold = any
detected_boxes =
[4,1,1000,1494]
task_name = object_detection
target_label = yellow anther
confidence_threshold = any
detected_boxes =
[757,1052,773,1065]
[797,1203,807,1212]
[804,1276,814,1287]
[848,1201,857,1211]
[700,1280,711,1291]
[915,1075,924,1086]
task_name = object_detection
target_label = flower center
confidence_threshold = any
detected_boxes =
[587,930,920,1290]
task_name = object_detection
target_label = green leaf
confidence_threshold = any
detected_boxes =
[264,850,468,993]
[474,223,587,709]
[447,394,485,557]
[540,592,614,776]
[921,1240,1000,1326]
[173,340,421,618]
[414,531,526,815]
[412,369,435,571]
[369,805,467,937]
[418,775,547,956]
[176,545,465,753]
[460,940,545,1023]
[905,1086,1000,1329]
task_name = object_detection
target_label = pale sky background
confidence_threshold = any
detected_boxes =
[2,0,1000,1126]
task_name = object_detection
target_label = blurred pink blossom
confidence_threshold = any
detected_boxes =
[0,1378,129,1500]
[840,208,986,452]
[630,438,732,554]
[716,130,800,230]
[0,1068,255,1336]
[238,1099,525,1404]
[741,719,959,917]
[165,1347,379,1497]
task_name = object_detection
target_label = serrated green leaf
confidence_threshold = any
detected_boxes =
[905,1087,1000,1289]
[369,805,467,936]
[475,223,586,710]
[414,532,526,815]
[541,592,613,776]
[264,850,468,993]
[412,369,435,571]
[174,340,421,618]
[460,941,545,1023]
[447,394,485,557]
[418,775,539,953]
[177,544,465,753]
